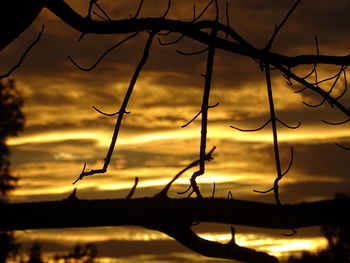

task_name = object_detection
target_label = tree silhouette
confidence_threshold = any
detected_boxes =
[287,196,350,263]
[1,1,350,263]
[27,242,44,263]
[0,79,24,263]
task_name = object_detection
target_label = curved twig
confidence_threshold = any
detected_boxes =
[176,47,209,56]
[181,102,219,128]
[264,0,302,51]
[92,106,131,117]
[156,147,216,198]
[334,69,348,100]
[253,187,274,194]
[158,34,185,46]
[283,228,297,237]
[230,119,271,132]
[162,0,171,19]
[322,118,350,126]
[281,146,294,176]
[67,32,138,71]
[276,119,301,129]
[302,98,326,108]
[1,25,45,79]
[192,0,215,23]
[132,0,144,19]
[94,1,111,21]
[126,177,139,199]
[335,142,350,150]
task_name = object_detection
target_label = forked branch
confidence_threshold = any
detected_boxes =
[73,31,156,183]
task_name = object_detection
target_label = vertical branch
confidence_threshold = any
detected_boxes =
[265,63,283,206]
[102,32,155,171]
[190,28,217,198]
[74,32,156,183]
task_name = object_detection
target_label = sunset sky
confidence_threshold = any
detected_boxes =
[1,0,350,262]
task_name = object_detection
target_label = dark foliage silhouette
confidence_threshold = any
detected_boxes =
[0,80,24,263]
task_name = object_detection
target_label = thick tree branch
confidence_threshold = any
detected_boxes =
[40,0,350,68]
[157,224,278,263]
[1,196,349,263]
[1,198,349,231]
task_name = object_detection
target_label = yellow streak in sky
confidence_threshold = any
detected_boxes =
[7,123,350,148]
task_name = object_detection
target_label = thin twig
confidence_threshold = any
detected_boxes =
[126,177,139,199]
[281,146,294,176]
[132,0,144,19]
[230,119,271,132]
[73,32,156,183]
[181,102,219,128]
[176,47,209,56]
[276,119,301,129]
[94,1,111,20]
[283,228,297,237]
[322,118,350,126]
[162,0,171,18]
[92,106,131,117]
[158,34,185,46]
[192,0,215,22]
[264,0,302,51]
[1,25,45,79]
[302,98,325,108]
[211,182,216,198]
[68,32,138,71]
[335,142,350,150]
[155,147,216,198]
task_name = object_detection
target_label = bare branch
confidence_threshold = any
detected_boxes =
[211,182,216,198]
[132,0,144,19]
[264,0,302,51]
[92,105,131,117]
[192,0,215,22]
[227,191,234,199]
[253,187,274,194]
[176,47,209,56]
[158,34,184,46]
[126,177,139,199]
[230,118,271,132]
[281,146,294,177]
[264,63,283,206]
[302,98,326,108]
[67,32,138,71]
[274,64,350,117]
[276,119,301,129]
[0,25,44,79]
[162,0,172,19]
[94,1,111,21]
[155,147,216,198]
[74,31,156,183]
[190,27,218,198]
[158,225,278,263]
[283,228,297,237]
[335,142,350,150]
[181,102,219,128]
[322,118,350,126]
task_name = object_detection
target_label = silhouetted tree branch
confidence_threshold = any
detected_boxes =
[2,1,350,262]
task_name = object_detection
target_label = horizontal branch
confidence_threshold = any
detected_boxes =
[43,0,350,68]
[1,197,349,231]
